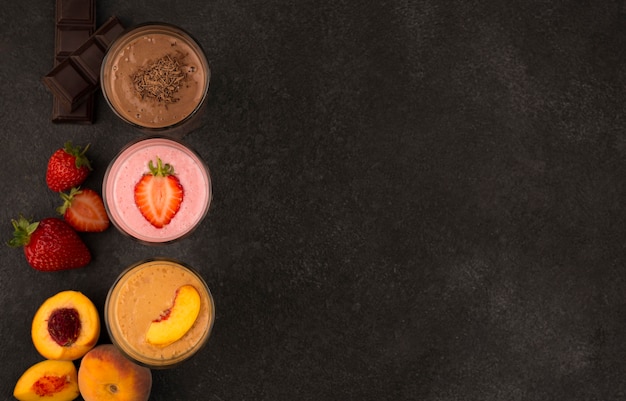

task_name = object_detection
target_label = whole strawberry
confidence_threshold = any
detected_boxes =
[46,142,92,192]
[57,187,110,232]
[8,216,91,271]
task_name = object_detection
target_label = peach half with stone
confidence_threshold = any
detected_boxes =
[32,290,100,361]
[13,359,80,401]
[146,284,201,346]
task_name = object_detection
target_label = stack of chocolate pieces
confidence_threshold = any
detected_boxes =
[44,0,125,124]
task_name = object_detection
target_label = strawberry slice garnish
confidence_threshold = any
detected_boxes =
[134,157,184,228]
[57,187,110,232]
[46,142,92,192]
[8,216,91,271]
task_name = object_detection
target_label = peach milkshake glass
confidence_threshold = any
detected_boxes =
[105,258,215,368]
[103,136,211,244]
[101,23,210,136]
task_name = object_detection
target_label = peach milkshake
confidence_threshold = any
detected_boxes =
[105,258,214,368]
[103,136,211,243]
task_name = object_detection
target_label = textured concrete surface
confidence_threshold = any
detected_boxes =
[2,0,626,400]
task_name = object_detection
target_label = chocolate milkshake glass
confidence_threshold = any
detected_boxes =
[101,23,210,136]
[102,136,212,244]
[105,258,215,368]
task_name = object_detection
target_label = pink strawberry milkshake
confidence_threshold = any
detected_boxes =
[103,137,211,243]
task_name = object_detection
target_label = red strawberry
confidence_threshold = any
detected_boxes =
[46,142,92,192]
[57,187,110,232]
[8,216,91,271]
[134,157,184,228]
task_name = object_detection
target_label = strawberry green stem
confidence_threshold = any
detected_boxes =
[57,187,82,215]
[8,215,39,247]
[64,141,93,171]
[148,157,175,177]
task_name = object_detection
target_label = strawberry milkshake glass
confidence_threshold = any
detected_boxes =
[103,136,212,244]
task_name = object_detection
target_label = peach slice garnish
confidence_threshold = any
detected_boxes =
[13,359,79,401]
[146,284,201,346]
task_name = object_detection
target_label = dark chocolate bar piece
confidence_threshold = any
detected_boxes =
[56,26,94,62]
[43,16,125,111]
[52,0,96,123]
[57,0,94,25]
[52,96,95,124]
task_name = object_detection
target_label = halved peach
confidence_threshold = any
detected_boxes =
[32,290,100,361]
[146,284,201,346]
[13,359,79,401]
[78,344,152,401]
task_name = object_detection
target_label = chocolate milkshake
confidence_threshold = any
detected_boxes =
[101,24,210,131]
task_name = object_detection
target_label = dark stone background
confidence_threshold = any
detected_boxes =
[2,0,626,400]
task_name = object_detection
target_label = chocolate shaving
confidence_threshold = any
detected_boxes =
[132,54,186,103]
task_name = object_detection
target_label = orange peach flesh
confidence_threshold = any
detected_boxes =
[13,360,79,401]
[32,291,100,361]
[146,284,201,346]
